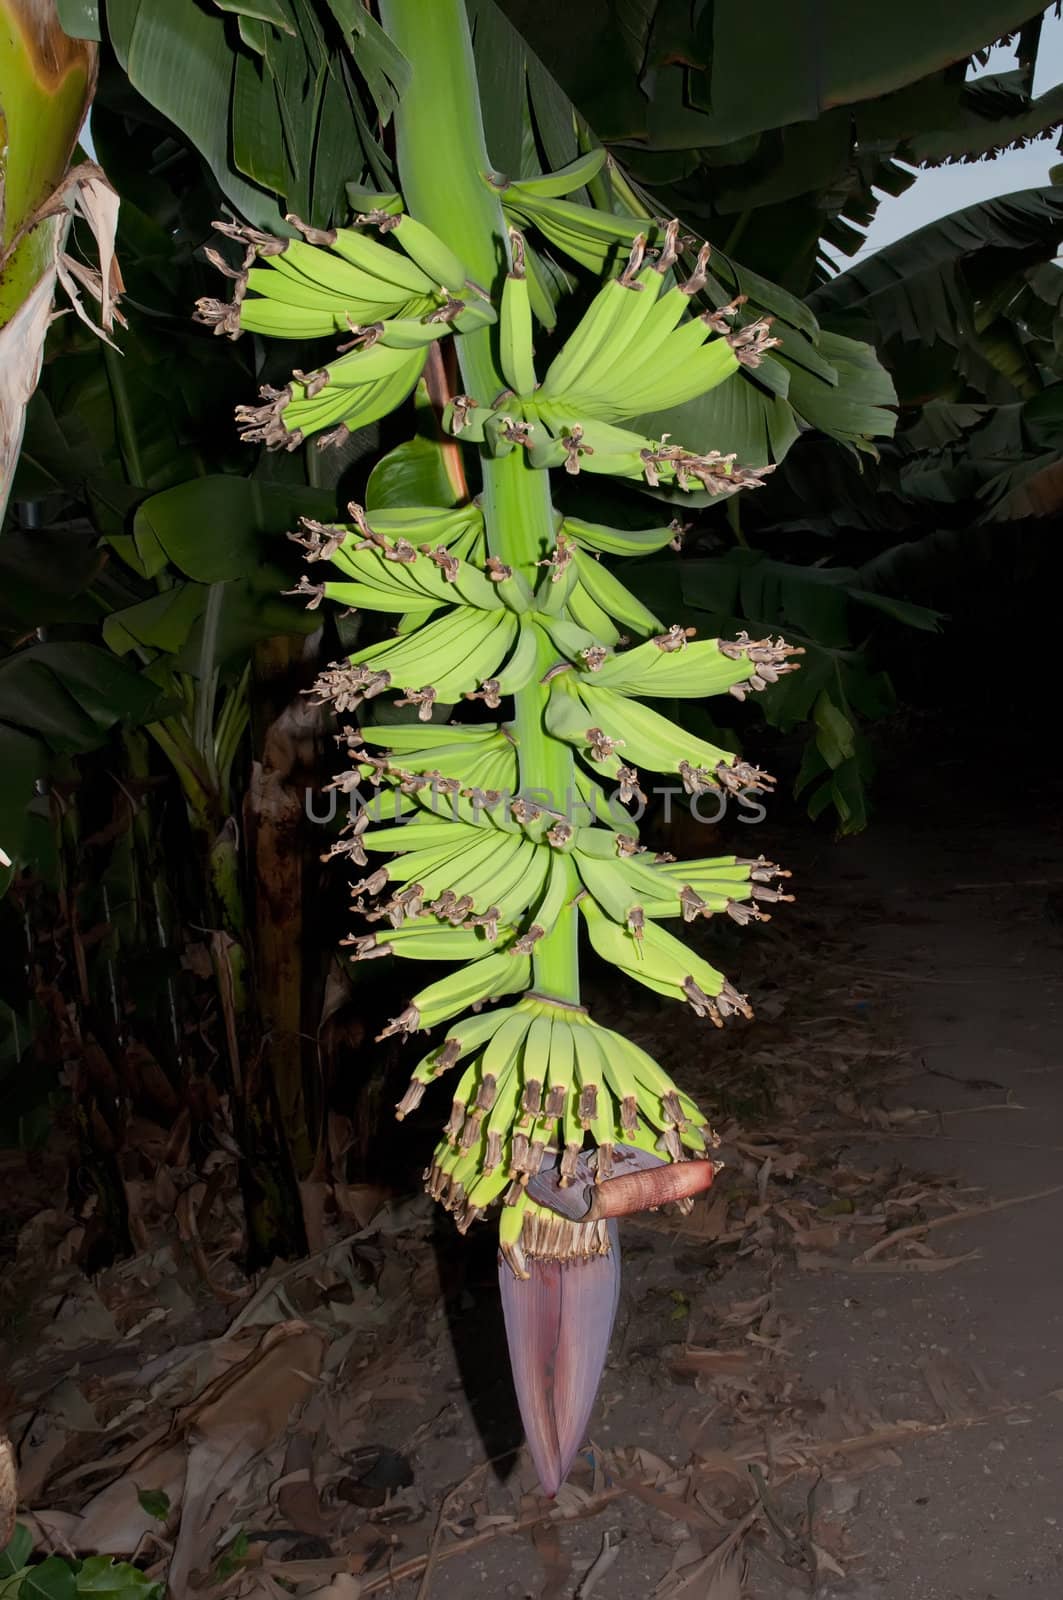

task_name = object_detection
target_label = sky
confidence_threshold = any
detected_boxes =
[830,10,1063,265]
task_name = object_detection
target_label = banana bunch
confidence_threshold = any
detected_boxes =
[297,494,799,1161]
[225,175,799,1279]
[499,166,652,278]
[543,667,774,795]
[293,488,799,1250]
[455,398,776,495]
[466,213,780,492]
[196,210,495,449]
[214,4,846,1504]
[394,992,714,1275]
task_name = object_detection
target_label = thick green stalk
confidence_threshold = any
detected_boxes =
[378,0,503,302]
[383,0,579,1005]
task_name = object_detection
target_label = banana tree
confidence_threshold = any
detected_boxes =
[9,0,1037,1508]
[190,0,843,1494]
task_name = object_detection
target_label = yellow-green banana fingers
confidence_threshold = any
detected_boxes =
[578,897,750,1024]
[561,515,681,559]
[499,230,538,395]
[394,1003,532,1118]
[379,946,533,1037]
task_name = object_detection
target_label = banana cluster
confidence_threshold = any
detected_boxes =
[447,217,780,494]
[285,472,800,1252]
[219,167,804,1261]
[294,498,800,788]
[394,994,715,1277]
[195,211,495,450]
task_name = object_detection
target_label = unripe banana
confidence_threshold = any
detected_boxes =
[499,230,538,395]
[503,191,653,276]
[237,299,340,340]
[494,148,606,199]
[571,549,661,636]
[327,223,438,294]
[381,213,470,295]
[404,947,533,1032]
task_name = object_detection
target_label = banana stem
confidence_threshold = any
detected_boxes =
[385,0,580,1009]
[378,0,504,315]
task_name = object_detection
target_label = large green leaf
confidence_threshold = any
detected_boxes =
[0,1526,33,1578]
[104,584,208,656]
[497,0,1043,147]
[131,476,337,581]
[0,643,162,751]
[172,574,318,674]
[366,436,463,511]
[22,1556,79,1600]
[106,0,288,229]
[782,332,898,456]
[908,77,1063,166]
[811,187,1063,347]
[105,0,398,228]
[75,1556,162,1598]
[634,369,800,477]
[0,644,163,881]
[692,1,1042,146]
[0,529,107,633]
[55,0,101,40]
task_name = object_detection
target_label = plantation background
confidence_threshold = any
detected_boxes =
[3,2,1063,1596]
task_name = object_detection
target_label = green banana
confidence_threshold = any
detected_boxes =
[576,681,764,790]
[351,605,503,682]
[266,239,423,303]
[498,230,538,395]
[564,581,622,646]
[361,922,504,961]
[490,148,606,200]
[570,1019,613,1154]
[432,612,520,702]
[324,220,442,294]
[518,1013,554,1121]
[381,212,471,295]
[579,897,752,1024]
[360,721,501,751]
[535,247,652,399]
[590,632,802,699]
[559,516,680,560]
[493,844,552,927]
[380,946,532,1036]
[571,549,661,635]
[477,619,542,701]
[236,298,341,340]
[479,1008,538,1117]
[536,612,609,663]
[504,190,655,275]
[395,1002,530,1117]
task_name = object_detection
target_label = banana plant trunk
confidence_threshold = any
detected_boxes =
[0,0,97,516]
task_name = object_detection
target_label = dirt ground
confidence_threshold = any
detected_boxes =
[364,773,1063,1600]
[4,744,1062,1598]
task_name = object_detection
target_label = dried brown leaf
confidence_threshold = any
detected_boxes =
[669,1347,753,1379]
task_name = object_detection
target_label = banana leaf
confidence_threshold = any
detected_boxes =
[0,0,100,517]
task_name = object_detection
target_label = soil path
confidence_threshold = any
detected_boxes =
[408,795,1063,1599]
[8,778,1062,1600]
[774,802,1063,1599]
